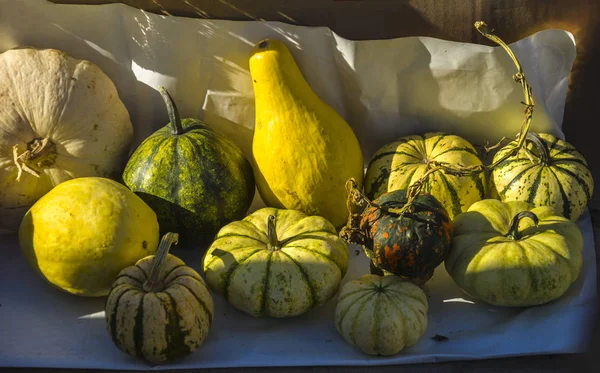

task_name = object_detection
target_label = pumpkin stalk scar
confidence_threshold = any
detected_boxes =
[12,137,56,181]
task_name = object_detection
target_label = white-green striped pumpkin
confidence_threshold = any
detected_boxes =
[492,133,593,221]
[365,132,486,220]
[105,233,214,365]
[202,207,349,318]
[334,274,428,356]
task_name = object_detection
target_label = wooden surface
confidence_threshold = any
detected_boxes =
[5,1,600,372]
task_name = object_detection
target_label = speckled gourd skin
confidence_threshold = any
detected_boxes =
[445,199,583,307]
[365,132,486,220]
[360,189,453,280]
[492,132,594,222]
[202,207,349,318]
[123,90,255,247]
[334,274,428,356]
[106,248,214,365]
[18,177,159,296]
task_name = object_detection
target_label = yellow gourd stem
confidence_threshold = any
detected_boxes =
[505,211,539,240]
[158,86,184,135]
[143,232,179,293]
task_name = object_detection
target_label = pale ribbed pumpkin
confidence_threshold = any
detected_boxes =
[365,132,486,220]
[0,47,133,231]
[492,133,594,221]
[105,233,214,364]
[202,207,349,318]
[334,274,428,356]
[445,199,583,307]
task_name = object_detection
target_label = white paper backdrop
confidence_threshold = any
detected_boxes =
[0,0,596,369]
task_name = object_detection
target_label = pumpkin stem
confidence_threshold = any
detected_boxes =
[267,215,280,250]
[143,232,179,293]
[158,86,184,135]
[524,133,551,165]
[339,178,370,245]
[12,137,57,182]
[387,23,535,180]
[475,21,535,170]
[505,211,539,240]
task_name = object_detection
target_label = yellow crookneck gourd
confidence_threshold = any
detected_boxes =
[249,39,364,228]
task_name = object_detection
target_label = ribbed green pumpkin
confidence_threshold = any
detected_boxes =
[365,132,486,220]
[123,87,255,246]
[492,133,593,221]
[334,274,428,356]
[105,233,214,364]
[202,207,349,318]
[445,199,583,307]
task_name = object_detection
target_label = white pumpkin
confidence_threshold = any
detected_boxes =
[0,47,133,231]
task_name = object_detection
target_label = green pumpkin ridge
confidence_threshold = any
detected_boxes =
[349,293,374,346]
[552,164,592,201]
[279,250,316,308]
[223,248,264,299]
[259,251,274,316]
[162,292,192,362]
[547,168,571,219]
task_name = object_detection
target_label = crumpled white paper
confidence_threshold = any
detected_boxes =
[0,0,595,369]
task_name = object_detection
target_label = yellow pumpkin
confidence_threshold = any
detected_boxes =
[18,177,159,296]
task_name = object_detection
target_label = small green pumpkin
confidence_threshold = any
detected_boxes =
[492,133,593,221]
[364,132,486,220]
[202,207,349,318]
[105,233,214,364]
[445,199,583,307]
[334,274,428,356]
[123,86,255,247]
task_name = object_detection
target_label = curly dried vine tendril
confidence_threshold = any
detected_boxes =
[340,21,536,241]
[397,21,536,204]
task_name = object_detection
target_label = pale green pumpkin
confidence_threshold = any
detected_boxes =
[365,132,486,220]
[445,199,583,307]
[202,207,349,318]
[492,133,593,221]
[334,274,428,356]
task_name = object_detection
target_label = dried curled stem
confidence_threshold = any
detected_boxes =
[12,138,57,182]
[339,178,371,245]
[392,21,536,199]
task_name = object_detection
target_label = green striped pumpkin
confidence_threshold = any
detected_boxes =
[334,274,428,356]
[492,133,593,221]
[122,86,255,247]
[364,132,486,220]
[105,233,214,364]
[202,207,349,318]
